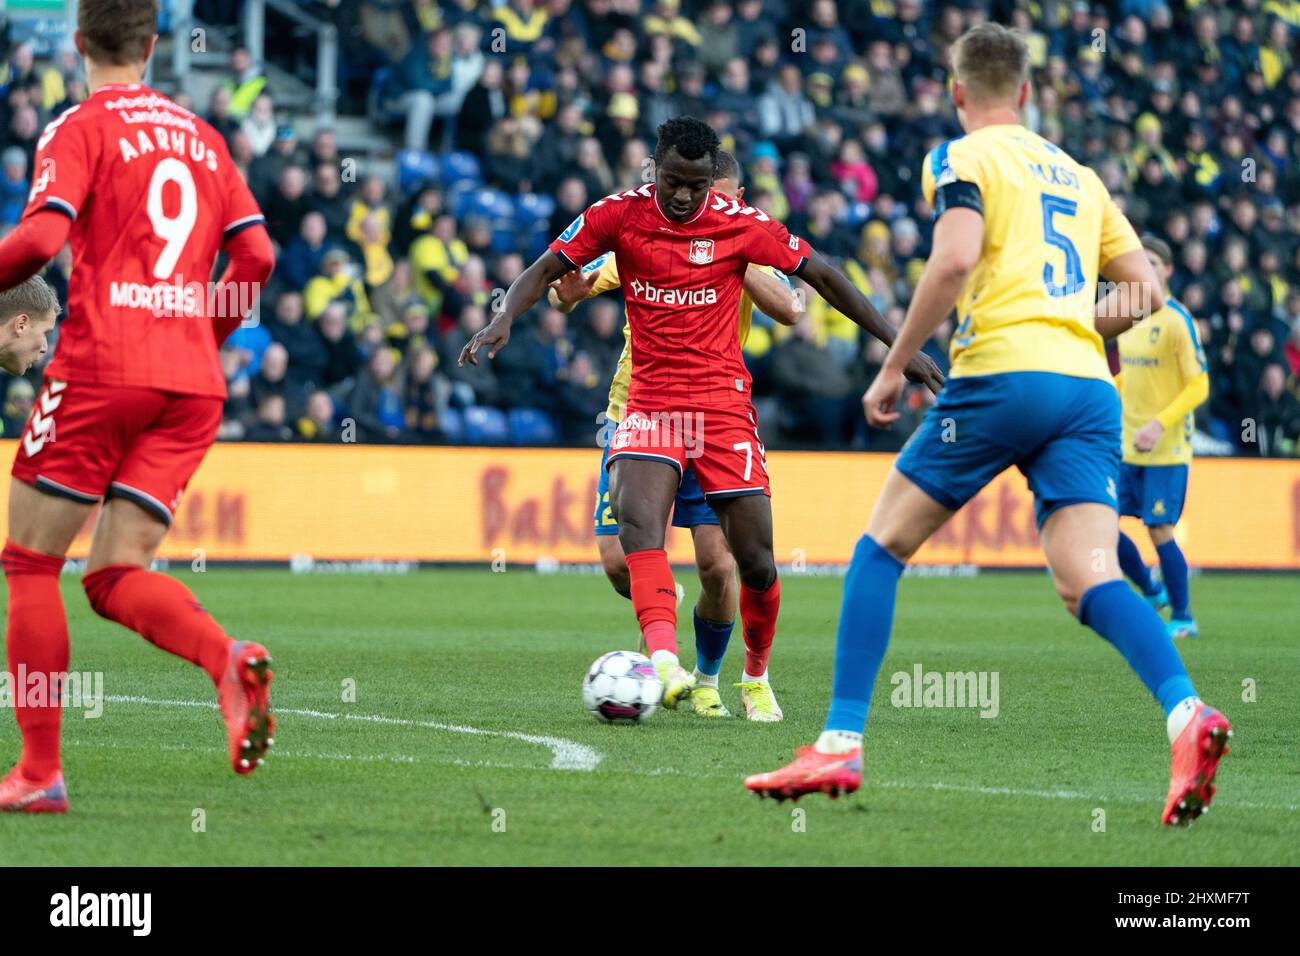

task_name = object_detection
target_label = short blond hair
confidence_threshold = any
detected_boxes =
[0,275,61,325]
[951,23,1029,105]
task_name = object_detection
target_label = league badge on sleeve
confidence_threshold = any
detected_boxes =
[689,238,714,264]
[559,214,584,243]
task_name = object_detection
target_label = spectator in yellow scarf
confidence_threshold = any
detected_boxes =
[410,215,469,308]
[504,57,556,122]
[1124,114,1174,184]
[305,250,372,321]
[858,220,897,286]
[747,143,790,221]
[347,176,393,249]
[356,214,395,289]
[1260,18,1294,87]
[493,0,550,54]
[644,0,701,46]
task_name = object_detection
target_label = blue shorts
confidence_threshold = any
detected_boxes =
[895,371,1121,528]
[1118,462,1188,526]
[594,421,718,536]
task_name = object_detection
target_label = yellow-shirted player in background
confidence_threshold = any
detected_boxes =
[1114,237,1209,640]
[746,23,1231,826]
[548,151,800,721]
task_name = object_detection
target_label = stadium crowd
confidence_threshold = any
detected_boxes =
[2,0,1300,455]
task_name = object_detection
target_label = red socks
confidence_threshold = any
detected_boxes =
[3,540,69,781]
[626,553,780,672]
[82,565,231,686]
[625,548,678,657]
[3,546,233,781]
[741,576,780,677]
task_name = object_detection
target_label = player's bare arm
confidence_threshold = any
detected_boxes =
[547,267,599,314]
[1095,248,1163,341]
[1132,242,1201,453]
[1135,370,1210,452]
[799,252,945,393]
[459,250,570,366]
[865,207,982,427]
[1132,419,1164,453]
[743,266,799,326]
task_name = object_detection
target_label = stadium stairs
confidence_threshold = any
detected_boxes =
[150,22,396,176]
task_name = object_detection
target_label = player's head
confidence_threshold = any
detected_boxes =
[654,117,720,221]
[1142,235,1175,281]
[949,23,1030,127]
[0,276,61,375]
[75,0,159,74]
[713,149,743,200]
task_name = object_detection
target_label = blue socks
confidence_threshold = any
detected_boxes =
[1118,532,1193,617]
[1156,540,1192,618]
[825,535,904,733]
[1117,532,1157,595]
[692,608,733,678]
[1079,579,1196,715]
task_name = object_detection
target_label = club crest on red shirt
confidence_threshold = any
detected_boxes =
[689,238,714,264]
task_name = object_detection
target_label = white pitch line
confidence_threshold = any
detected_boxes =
[874,779,1300,812]
[879,780,1104,802]
[62,737,423,766]
[90,697,1300,812]
[103,695,602,772]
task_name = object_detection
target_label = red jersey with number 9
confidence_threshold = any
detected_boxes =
[21,83,266,398]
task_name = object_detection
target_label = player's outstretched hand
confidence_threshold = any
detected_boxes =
[458,316,511,367]
[1134,419,1164,452]
[549,269,597,308]
[903,351,945,394]
[863,365,907,428]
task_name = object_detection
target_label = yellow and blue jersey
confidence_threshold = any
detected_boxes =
[898,124,1145,528]
[1117,298,1208,466]
[920,124,1143,382]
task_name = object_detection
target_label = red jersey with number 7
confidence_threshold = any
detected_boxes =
[548,183,813,410]
[21,83,266,399]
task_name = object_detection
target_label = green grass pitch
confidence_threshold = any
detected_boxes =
[2,569,1296,866]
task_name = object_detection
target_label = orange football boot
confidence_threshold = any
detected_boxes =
[1162,704,1231,826]
[745,745,862,801]
[218,640,275,775]
[0,768,68,813]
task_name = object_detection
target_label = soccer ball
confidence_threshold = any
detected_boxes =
[582,650,663,724]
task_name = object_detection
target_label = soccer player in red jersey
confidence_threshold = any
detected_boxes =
[462,118,943,706]
[0,0,277,813]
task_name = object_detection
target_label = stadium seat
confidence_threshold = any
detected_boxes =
[526,225,551,260]
[446,181,477,220]
[491,224,521,254]
[453,188,515,223]
[397,150,439,194]
[462,406,510,445]
[508,408,560,446]
[514,193,557,229]
[440,151,482,188]
[440,407,464,443]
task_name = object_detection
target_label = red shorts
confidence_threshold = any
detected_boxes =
[12,379,223,525]
[606,403,770,499]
